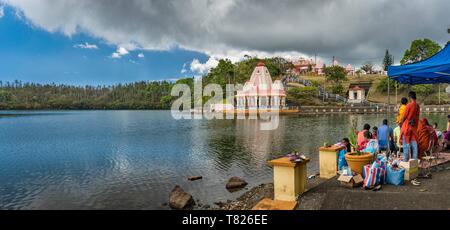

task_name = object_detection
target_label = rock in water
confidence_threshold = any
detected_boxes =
[188,176,203,181]
[226,177,248,190]
[169,185,195,210]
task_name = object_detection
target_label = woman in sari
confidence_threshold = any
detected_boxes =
[417,118,438,158]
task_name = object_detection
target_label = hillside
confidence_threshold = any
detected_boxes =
[294,74,449,105]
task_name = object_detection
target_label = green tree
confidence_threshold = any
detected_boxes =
[203,59,234,89]
[377,77,404,92]
[160,95,173,109]
[0,90,11,102]
[266,57,294,77]
[324,66,347,83]
[0,80,177,110]
[361,62,373,74]
[330,84,344,94]
[355,69,363,77]
[412,84,435,96]
[401,39,441,64]
[383,49,393,71]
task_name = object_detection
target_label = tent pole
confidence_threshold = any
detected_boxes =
[395,83,398,106]
[387,76,390,113]
[439,83,441,105]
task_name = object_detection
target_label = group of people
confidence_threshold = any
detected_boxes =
[342,91,447,162]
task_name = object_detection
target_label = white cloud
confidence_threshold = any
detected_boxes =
[73,42,98,49]
[111,52,121,59]
[111,46,129,59]
[186,50,312,75]
[3,0,450,66]
[117,47,129,55]
[0,4,4,18]
[180,63,188,74]
[190,57,219,75]
[137,53,145,58]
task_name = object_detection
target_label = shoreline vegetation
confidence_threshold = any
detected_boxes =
[1,73,448,110]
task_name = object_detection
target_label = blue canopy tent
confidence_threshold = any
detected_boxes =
[388,43,450,84]
[387,43,450,106]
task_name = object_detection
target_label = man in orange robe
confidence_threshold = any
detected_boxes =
[400,91,420,161]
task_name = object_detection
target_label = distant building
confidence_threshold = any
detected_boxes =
[372,66,384,75]
[290,57,354,76]
[292,58,315,74]
[446,85,450,94]
[347,82,372,104]
[348,86,365,103]
[345,64,355,76]
[332,59,339,66]
[356,69,367,76]
[314,60,325,75]
[236,61,286,110]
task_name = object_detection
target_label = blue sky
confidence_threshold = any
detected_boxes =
[0,5,208,85]
[1,1,449,86]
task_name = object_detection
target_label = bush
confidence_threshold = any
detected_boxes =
[412,84,435,96]
[310,80,321,88]
[330,84,344,94]
[377,77,405,92]
[288,86,318,99]
[324,66,347,83]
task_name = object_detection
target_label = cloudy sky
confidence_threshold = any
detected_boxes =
[0,0,449,85]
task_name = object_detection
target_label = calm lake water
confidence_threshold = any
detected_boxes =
[0,110,447,210]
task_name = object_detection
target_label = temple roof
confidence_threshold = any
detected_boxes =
[236,62,286,97]
[256,60,266,67]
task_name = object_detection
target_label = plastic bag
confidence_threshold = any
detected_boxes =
[386,166,405,186]
[376,156,387,184]
[363,164,384,189]
[363,139,379,154]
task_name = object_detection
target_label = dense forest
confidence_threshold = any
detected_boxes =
[0,80,175,110]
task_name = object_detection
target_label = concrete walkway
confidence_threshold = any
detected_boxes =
[298,163,450,210]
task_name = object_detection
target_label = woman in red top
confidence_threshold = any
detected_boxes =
[357,124,371,148]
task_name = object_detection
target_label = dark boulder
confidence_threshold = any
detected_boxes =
[226,177,248,191]
[169,185,195,210]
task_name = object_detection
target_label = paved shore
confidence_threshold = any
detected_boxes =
[216,162,450,210]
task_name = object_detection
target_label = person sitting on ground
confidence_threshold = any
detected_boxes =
[377,119,394,153]
[396,97,408,125]
[357,124,371,148]
[372,126,378,139]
